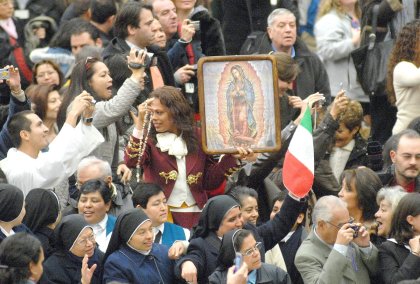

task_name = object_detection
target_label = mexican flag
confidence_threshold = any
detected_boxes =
[283,107,314,198]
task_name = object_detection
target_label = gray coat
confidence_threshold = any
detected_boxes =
[68,77,141,169]
[295,229,378,284]
[315,9,367,103]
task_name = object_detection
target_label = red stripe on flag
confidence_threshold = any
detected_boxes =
[283,151,314,198]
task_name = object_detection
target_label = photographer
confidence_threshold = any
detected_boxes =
[295,195,378,283]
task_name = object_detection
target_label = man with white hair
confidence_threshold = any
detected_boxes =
[63,156,133,217]
[295,195,378,283]
[257,8,331,103]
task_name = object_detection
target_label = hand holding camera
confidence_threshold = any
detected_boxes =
[180,19,196,43]
[127,48,148,86]
[1,66,22,94]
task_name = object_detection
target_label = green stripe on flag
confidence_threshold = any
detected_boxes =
[300,106,312,133]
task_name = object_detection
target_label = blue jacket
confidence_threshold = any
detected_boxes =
[103,244,175,283]
[162,222,187,247]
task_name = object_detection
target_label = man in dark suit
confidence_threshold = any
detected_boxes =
[295,195,378,283]
[102,2,175,101]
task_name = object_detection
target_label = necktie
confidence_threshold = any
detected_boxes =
[150,66,164,89]
[154,230,162,243]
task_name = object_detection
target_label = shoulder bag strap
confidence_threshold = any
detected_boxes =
[245,0,254,32]
[368,4,380,50]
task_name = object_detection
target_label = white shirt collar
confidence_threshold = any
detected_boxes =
[92,214,108,232]
[0,225,14,237]
[154,223,165,234]
[341,139,356,152]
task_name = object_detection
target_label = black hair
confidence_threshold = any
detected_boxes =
[91,0,117,24]
[78,179,112,204]
[271,191,288,209]
[7,110,34,147]
[227,186,258,206]
[70,19,101,41]
[131,182,164,208]
[57,57,101,128]
[0,233,42,284]
[271,190,308,215]
[390,193,420,244]
[233,229,253,253]
[49,19,80,50]
[114,2,153,39]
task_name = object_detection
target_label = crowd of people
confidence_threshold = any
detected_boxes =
[0,0,419,283]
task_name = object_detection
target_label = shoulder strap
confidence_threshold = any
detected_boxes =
[368,4,380,49]
[245,0,254,32]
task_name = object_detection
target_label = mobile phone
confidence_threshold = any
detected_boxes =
[0,68,10,80]
[234,252,243,273]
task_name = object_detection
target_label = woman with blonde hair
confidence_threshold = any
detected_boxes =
[315,0,368,110]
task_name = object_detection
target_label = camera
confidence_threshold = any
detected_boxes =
[190,20,200,31]
[0,68,10,80]
[349,224,360,238]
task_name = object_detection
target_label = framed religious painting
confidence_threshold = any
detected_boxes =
[197,55,281,155]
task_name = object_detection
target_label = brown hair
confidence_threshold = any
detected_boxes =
[340,167,382,222]
[389,193,420,244]
[149,86,198,153]
[337,100,363,131]
[26,84,60,121]
[273,52,300,82]
[386,20,420,105]
[32,60,65,88]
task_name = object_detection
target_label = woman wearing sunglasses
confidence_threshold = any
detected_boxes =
[209,229,290,284]
[57,49,146,180]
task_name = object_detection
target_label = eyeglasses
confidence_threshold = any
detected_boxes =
[326,217,355,230]
[76,234,95,246]
[240,242,262,256]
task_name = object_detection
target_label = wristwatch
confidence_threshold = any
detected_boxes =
[83,117,93,123]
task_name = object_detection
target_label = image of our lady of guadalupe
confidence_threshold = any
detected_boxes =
[226,64,257,146]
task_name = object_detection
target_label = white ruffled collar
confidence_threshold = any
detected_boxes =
[156,132,188,159]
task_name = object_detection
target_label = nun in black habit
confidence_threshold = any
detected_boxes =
[209,229,291,284]
[23,188,61,259]
[40,214,103,284]
[175,193,304,284]
[102,208,175,283]
[0,183,32,243]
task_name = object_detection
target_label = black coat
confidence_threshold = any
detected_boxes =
[313,131,368,198]
[0,224,32,244]
[34,227,56,259]
[102,37,175,100]
[209,262,291,284]
[40,249,103,284]
[222,0,299,55]
[175,194,305,283]
[257,37,331,103]
[378,240,420,284]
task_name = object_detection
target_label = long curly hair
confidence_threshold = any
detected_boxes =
[317,0,361,19]
[386,20,420,105]
[149,86,198,153]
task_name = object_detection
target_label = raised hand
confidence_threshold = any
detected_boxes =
[127,48,147,86]
[2,66,21,93]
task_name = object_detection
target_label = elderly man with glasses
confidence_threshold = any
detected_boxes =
[295,195,378,283]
